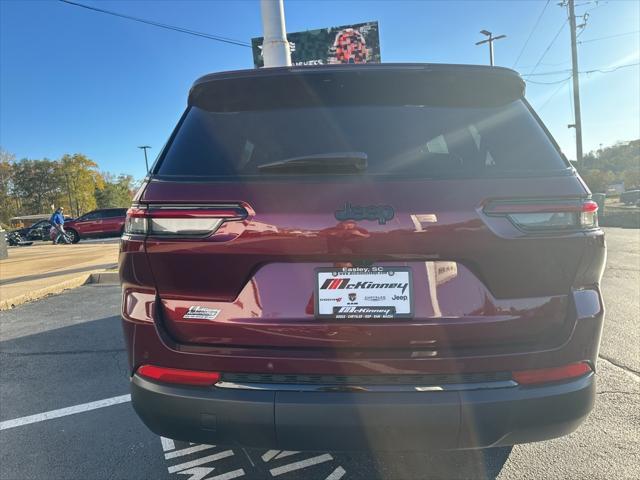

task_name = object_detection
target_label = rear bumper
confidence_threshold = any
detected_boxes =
[131,372,594,451]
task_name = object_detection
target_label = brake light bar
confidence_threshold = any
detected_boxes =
[124,204,248,237]
[512,362,592,385]
[137,365,221,386]
[484,198,598,231]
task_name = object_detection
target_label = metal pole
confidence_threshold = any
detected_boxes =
[489,38,494,66]
[476,30,506,66]
[568,0,583,164]
[138,146,151,173]
[260,0,291,67]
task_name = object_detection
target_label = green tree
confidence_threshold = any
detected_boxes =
[95,173,135,208]
[58,154,104,217]
[624,169,640,190]
[583,140,639,175]
[0,149,18,226]
[579,169,614,193]
[12,158,62,215]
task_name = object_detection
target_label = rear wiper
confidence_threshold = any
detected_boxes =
[257,152,367,174]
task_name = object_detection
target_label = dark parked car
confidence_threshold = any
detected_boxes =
[65,208,127,243]
[120,64,606,452]
[11,219,54,241]
[620,189,640,205]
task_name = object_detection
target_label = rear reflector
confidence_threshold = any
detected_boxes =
[137,365,221,386]
[513,362,592,385]
[484,198,598,231]
[124,205,248,237]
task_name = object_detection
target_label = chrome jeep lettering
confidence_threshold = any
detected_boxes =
[335,203,395,225]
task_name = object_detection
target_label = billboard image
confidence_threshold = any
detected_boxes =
[252,21,381,68]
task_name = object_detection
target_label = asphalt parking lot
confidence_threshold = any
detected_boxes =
[1,227,638,479]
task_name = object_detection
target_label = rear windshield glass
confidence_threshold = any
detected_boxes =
[155,100,567,178]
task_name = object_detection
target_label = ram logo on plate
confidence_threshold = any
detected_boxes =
[183,306,221,320]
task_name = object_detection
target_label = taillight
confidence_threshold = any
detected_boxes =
[513,362,592,385]
[484,198,598,231]
[137,365,221,386]
[124,204,248,237]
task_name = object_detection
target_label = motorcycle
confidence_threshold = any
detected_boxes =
[6,231,34,247]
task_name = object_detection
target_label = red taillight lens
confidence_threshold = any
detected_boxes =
[124,205,248,237]
[137,365,221,386]
[484,198,598,231]
[513,362,592,385]
[124,207,148,234]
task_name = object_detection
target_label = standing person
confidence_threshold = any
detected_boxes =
[51,207,69,244]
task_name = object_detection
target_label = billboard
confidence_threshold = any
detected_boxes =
[252,21,380,68]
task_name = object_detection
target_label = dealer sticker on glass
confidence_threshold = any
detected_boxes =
[315,267,413,319]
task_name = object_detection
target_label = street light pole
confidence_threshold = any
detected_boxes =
[475,30,507,66]
[138,145,151,173]
[260,0,291,67]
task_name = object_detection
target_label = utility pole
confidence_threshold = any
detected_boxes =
[567,0,583,164]
[476,30,506,66]
[138,145,151,173]
[260,0,291,67]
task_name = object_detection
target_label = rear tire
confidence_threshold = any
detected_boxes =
[68,229,80,244]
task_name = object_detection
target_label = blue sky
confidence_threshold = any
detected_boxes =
[1,0,638,180]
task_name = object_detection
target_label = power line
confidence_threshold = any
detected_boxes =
[526,76,572,85]
[58,0,251,48]
[523,68,573,77]
[538,78,572,110]
[517,60,571,69]
[525,62,639,82]
[578,30,640,44]
[512,0,550,68]
[582,62,640,74]
[527,19,569,76]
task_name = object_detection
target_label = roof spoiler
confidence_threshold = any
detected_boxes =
[189,64,525,112]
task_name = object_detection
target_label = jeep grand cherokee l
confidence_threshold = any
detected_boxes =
[120,64,606,451]
[65,208,127,243]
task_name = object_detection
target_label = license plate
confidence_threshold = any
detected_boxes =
[315,267,413,319]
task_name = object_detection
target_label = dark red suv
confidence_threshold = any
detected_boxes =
[120,64,606,451]
[65,208,127,243]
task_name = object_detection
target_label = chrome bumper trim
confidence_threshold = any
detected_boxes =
[214,380,518,392]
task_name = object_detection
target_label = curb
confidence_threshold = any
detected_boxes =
[0,269,119,311]
[88,271,120,285]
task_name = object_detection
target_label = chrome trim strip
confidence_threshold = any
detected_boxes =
[214,380,518,392]
[146,204,244,210]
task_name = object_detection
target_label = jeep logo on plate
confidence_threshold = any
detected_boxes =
[335,203,395,225]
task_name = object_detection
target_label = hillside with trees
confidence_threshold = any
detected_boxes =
[577,139,640,193]
[0,148,137,227]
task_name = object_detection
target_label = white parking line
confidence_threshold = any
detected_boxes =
[325,466,346,480]
[167,450,235,474]
[269,454,334,476]
[176,467,214,480]
[165,444,216,460]
[0,394,131,431]
[262,450,280,462]
[209,469,245,480]
[162,436,177,452]
[274,451,299,460]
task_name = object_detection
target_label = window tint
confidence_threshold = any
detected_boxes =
[80,212,100,221]
[156,100,567,178]
[103,209,125,218]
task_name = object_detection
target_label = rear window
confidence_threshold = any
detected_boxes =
[155,100,567,178]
